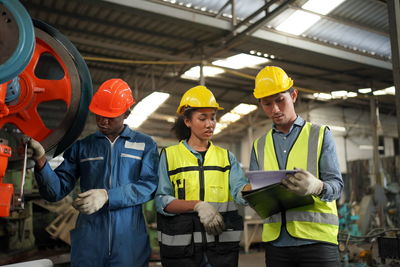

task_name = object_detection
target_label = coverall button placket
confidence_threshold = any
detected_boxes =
[107,136,118,257]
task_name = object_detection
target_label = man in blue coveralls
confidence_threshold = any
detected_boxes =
[28,79,159,267]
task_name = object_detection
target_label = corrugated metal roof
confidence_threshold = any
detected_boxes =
[157,0,391,59]
[19,0,395,141]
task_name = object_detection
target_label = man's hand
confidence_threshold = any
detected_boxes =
[72,189,108,214]
[242,184,252,192]
[27,138,45,160]
[194,201,225,236]
[282,168,323,196]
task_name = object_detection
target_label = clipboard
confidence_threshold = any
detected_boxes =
[243,170,314,219]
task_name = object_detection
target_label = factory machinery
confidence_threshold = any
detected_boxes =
[0,0,92,264]
[0,1,399,266]
[338,180,400,267]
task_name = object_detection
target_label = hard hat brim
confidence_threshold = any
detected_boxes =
[177,106,223,115]
[89,104,127,118]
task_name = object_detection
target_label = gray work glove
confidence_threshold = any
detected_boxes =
[194,201,225,236]
[72,189,108,215]
[27,138,45,160]
[282,168,323,196]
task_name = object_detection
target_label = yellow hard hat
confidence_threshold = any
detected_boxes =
[253,66,294,99]
[176,85,223,115]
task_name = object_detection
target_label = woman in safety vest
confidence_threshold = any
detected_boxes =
[155,85,251,267]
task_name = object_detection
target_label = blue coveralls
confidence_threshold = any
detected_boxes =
[34,126,159,267]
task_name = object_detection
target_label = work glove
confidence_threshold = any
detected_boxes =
[282,168,323,196]
[72,189,108,215]
[194,201,225,236]
[27,138,45,160]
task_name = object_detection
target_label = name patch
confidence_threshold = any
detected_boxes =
[125,141,145,151]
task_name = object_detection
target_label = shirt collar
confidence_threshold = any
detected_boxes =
[272,115,305,134]
[182,139,213,154]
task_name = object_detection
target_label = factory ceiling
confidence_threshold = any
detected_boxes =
[21,0,395,143]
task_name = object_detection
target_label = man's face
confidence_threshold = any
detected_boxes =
[259,90,298,128]
[95,112,128,138]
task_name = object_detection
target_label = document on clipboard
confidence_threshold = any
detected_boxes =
[247,170,298,190]
[243,170,314,219]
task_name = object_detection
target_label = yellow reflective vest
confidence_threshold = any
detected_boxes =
[164,141,234,204]
[253,122,339,244]
[157,141,244,266]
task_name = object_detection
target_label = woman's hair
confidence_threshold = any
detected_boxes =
[172,108,195,141]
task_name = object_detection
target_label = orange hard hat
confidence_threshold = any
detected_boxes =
[89,79,135,117]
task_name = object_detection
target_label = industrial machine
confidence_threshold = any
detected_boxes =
[0,0,92,262]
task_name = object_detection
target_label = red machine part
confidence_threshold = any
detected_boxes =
[0,144,13,217]
[0,37,72,142]
[0,82,10,118]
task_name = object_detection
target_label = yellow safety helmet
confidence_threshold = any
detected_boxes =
[253,66,294,99]
[176,85,223,115]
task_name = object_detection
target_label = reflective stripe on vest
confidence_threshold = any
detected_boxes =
[158,230,242,246]
[286,210,339,225]
[209,201,238,212]
[253,122,339,244]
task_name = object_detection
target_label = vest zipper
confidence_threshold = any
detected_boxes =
[198,159,205,201]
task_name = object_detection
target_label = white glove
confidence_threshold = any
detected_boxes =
[28,138,45,160]
[282,168,323,196]
[72,189,108,214]
[194,201,225,236]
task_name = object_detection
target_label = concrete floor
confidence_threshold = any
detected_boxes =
[148,249,265,267]
[239,250,265,267]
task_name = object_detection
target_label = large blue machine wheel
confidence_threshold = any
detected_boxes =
[0,0,34,84]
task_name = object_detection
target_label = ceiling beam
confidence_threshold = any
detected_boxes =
[104,0,391,70]
[24,1,196,44]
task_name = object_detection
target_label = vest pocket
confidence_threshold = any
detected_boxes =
[157,213,194,258]
[223,211,244,231]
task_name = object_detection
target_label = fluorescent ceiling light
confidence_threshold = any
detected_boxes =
[125,92,170,128]
[220,113,241,123]
[166,116,175,123]
[181,66,224,80]
[329,125,346,132]
[372,86,395,96]
[212,53,269,70]
[313,92,332,100]
[358,88,372,94]
[302,0,345,15]
[275,10,320,35]
[214,103,258,135]
[359,145,384,150]
[330,90,357,98]
[347,92,357,97]
[372,89,386,96]
[231,103,258,115]
[214,123,228,135]
[331,90,348,98]
[384,86,395,95]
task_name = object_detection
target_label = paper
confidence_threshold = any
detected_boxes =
[246,170,298,190]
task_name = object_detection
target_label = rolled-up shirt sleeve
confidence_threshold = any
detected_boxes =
[228,151,249,205]
[155,150,176,216]
[319,129,344,202]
